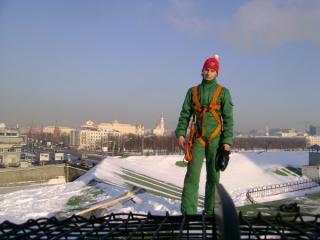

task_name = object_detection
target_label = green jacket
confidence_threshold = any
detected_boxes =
[175,79,234,145]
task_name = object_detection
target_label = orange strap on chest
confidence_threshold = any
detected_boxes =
[192,85,223,146]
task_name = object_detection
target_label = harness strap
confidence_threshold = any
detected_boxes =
[192,84,223,146]
[192,87,201,112]
[208,86,223,143]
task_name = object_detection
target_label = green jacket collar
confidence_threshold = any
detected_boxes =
[201,78,217,86]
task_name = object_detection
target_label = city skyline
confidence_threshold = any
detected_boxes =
[0,117,316,135]
[1,0,320,132]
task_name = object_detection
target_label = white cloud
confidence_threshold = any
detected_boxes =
[223,0,320,52]
[167,0,209,34]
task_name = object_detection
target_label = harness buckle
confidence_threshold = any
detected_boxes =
[201,106,211,112]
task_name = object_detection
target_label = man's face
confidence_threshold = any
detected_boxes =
[202,69,217,81]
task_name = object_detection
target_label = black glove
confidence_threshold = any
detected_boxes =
[215,148,230,171]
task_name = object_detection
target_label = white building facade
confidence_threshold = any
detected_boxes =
[98,121,144,136]
[43,126,75,135]
[0,127,24,167]
[79,120,144,150]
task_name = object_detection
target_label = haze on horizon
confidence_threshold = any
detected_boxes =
[1,0,320,132]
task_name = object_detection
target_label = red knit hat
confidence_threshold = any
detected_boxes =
[202,54,219,75]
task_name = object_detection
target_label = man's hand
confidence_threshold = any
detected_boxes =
[178,136,185,150]
[223,144,231,151]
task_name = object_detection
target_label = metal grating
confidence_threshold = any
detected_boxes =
[239,212,320,240]
[0,212,320,240]
[1,184,319,239]
[0,212,215,239]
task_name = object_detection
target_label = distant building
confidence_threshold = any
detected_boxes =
[269,128,297,137]
[279,129,297,137]
[0,123,6,130]
[79,120,144,150]
[52,123,61,145]
[309,125,320,136]
[81,120,98,131]
[307,145,320,165]
[28,122,41,136]
[70,130,80,148]
[98,120,144,136]
[18,126,30,135]
[248,129,265,137]
[80,129,110,150]
[79,121,116,150]
[302,145,320,180]
[0,128,23,167]
[43,124,76,146]
[306,136,320,147]
[43,126,75,135]
[153,114,165,136]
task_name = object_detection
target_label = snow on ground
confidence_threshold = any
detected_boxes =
[0,181,87,223]
[221,151,311,203]
[0,151,318,224]
[91,151,312,205]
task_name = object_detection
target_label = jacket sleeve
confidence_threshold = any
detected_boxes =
[220,88,234,145]
[175,88,193,137]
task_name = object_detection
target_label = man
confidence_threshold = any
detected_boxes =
[175,54,233,215]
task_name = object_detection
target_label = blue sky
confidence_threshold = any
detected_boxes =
[0,0,319,132]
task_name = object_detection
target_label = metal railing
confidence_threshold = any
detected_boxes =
[246,178,320,204]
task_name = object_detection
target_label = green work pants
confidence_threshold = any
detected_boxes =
[181,137,220,215]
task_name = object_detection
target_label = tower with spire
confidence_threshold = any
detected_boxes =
[153,114,165,136]
[28,121,40,137]
[52,121,61,145]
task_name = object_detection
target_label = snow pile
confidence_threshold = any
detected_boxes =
[221,151,312,205]
[90,152,313,206]
[0,181,87,223]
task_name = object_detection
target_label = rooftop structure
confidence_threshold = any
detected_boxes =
[0,128,23,167]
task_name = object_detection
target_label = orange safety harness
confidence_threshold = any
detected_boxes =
[185,84,223,161]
